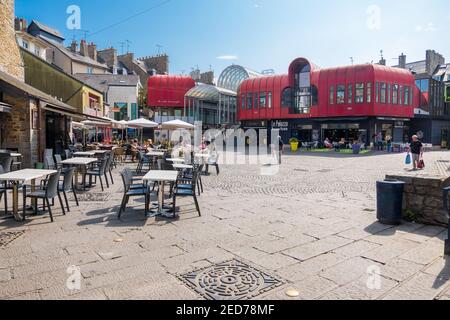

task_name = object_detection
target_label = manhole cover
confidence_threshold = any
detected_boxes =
[179,259,283,300]
[0,231,25,247]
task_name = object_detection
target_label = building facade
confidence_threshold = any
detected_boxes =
[238,57,417,145]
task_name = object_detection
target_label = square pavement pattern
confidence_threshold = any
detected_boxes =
[0,151,450,300]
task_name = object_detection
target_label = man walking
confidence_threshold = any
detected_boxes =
[410,135,423,170]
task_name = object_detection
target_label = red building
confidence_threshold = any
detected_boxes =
[238,57,418,145]
[147,75,195,121]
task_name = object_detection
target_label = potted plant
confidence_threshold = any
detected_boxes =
[289,138,300,152]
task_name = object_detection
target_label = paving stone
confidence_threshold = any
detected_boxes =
[423,258,450,280]
[332,240,380,258]
[382,272,449,300]
[320,257,384,286]
[400,241,444,265]
[362,239,421,264]
[319,274,398,300]
[282,236,353,261]
[380,258,424,282]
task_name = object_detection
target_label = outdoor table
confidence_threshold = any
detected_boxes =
[142,170,179,218]
[61,158,98,189]
[73,151,96,157]
[172,164,193,170]
[0,169,57,221]
[11,153,22,158]
[166,158,185,164]
[147,151,165,157]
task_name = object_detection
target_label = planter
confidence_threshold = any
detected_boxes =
[290,142,299,151]
[352,144,361,154]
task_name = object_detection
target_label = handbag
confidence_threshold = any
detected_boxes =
[417,153,425,169]
[405,153,411,165]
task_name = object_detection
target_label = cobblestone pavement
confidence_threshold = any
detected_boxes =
[0,150,450,300]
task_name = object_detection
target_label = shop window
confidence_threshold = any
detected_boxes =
[347,84,353,104]
[380,83,387,103]
[259,93,266,108]
[355,83,364,103]
[281,88,292,108]
[393,84,399,104]
[329,86,334,105]
[367,83,372,103]
[268,92,272,108]
[336,85,345,104]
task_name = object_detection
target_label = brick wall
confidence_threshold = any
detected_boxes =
[0,0,24,80]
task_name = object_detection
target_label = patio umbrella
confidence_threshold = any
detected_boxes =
[117,120,129,141]
[127,118,158,143]
[161,119,194,130]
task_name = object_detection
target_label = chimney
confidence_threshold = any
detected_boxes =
[88,42,97,61]
[399,53,406,69]
[379,58,386,66]
[70,40,77,53]
[79,39,88,56]
[14,18,27,32]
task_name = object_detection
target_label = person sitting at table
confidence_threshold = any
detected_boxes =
[130,139,140,162]
[324,138,333,149]
[336,138,346,151]
[145,139,155,150]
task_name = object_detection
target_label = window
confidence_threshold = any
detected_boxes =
[247,93,253,110]
[380,83,387,103]
[376,82,379,103]
[415,79,429,92]
[87,67,93,74]
[336,85,345,104]
[311,86,318,105]
[355,83,364,103]
[254,93,259,109]
[398,86,403,105]
[329,86,334,104]
[347,84,353,104]
[268,92,272,108]
[404,86,410,105]
[393,84,399,104]
[241,95,245,110]
[22,40,29,49]
[367,83,372,103]
[259,92,266,108]
[387,84,391,104]
[281,88,292,108]
[34,47,40,56]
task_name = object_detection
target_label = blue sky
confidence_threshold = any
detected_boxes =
[15,0,450,76]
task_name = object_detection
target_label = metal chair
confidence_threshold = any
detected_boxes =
[22,170,65,222]
[44,155,57,170]
[0,166,8,214]
[85,158,108,191]
[206,152,220,175]
[58,168,79,212]
[179,164,204,196]
[172,168,201,217]
[105,152,114,185]
[118,170,151,219]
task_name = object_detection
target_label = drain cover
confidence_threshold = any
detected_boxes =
[0,231,25,247]
[179,259,283,300]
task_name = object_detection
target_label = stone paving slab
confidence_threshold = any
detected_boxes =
[1,151,450,300]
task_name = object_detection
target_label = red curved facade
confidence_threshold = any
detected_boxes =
[147,75,195,108]
[238,58,418,121]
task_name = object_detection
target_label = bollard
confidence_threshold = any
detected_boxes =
[442,187,450,255]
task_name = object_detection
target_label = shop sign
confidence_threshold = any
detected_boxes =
[271,120,289,131]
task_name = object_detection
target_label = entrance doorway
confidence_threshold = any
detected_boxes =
[291,129,312,142]
[45,113,68,154]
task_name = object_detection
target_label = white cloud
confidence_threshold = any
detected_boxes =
[216,55,239,60]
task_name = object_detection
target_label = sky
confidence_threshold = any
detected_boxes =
[15,0,450,77]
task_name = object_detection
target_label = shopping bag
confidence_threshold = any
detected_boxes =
[418,153,425,169]
[405,153,411,165]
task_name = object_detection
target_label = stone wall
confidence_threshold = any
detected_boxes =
[386,174,450,227]
[0,0,24,80]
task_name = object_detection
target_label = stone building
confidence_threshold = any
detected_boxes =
[0,0,24,80]
[0,0,78,167]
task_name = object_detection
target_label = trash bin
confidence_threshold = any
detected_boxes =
[376,179,405,225]
[352,144,361,154]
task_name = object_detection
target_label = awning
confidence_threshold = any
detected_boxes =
[40,103,111,123]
